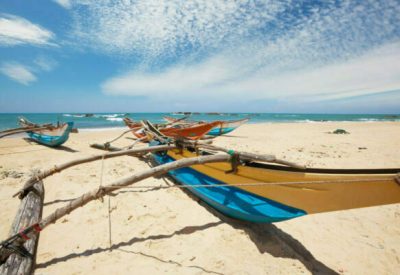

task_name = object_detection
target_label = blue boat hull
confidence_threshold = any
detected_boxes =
[152,152,306,223]
[27,122,73,147]
[207,127,235,136]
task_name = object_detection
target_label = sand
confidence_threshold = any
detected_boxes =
[0,122,399,274]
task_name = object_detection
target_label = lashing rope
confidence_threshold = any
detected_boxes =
[97,154,113,248]
[107,177,395,192]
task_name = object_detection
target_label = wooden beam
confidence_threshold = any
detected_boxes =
[0,178,44,275]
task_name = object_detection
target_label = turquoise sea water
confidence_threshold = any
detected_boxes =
[0,113,399,131]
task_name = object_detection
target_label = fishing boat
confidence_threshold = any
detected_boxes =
[163,116,249,136]
[19,117,74,147]
[207,118,249,136]
[152,144,400,223]
[123,117,221,140]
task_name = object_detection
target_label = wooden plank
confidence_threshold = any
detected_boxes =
[0,180,44,275]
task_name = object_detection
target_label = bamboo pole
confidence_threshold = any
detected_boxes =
[0,127,35,134]
[13,144,176,198]
[90,137,147,151]
[140,120,304,169]
[180,140,305,169]
[0,127,50,139]
[0,154,230,265]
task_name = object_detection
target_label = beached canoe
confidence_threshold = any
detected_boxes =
[207,118,249,136]
[163,116,249,136]
[19,118,74,147]
[123,117,221,140]
[152,145,400,223]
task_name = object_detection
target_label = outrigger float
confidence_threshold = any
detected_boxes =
[0,120,399,274]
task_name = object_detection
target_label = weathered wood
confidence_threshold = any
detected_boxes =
[140,121,304,169]
[13,144,177,198]
[0,154,230,256]
[90,143,123,152]
[39,154,230,228]
[0,127,49,139]
[0,179,44,275]
[90,136,146,152]
[180,140,305,169]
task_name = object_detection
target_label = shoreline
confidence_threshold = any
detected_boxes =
[1,120,399,133]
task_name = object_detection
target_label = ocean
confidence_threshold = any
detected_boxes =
[0,113,399,131]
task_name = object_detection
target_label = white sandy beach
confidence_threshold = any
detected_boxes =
[1,122,400,274]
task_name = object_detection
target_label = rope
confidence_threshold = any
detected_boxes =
[108,196,112,249]
[108,177,395,192]
[103,129,134,146]
[96,154,106,204]
[121,137,147,150]
[97,154,113,248]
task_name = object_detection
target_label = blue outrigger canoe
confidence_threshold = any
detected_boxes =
[19,118,74,147]
[152,146,400,223]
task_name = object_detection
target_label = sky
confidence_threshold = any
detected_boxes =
[0,0,399,114]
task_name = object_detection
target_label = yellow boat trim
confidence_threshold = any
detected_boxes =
[167,149,400,214]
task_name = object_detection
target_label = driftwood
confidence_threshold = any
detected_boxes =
[0,154,230,266]
[90,143,123,152]
[0,177,44,274]
[13,144,177,198]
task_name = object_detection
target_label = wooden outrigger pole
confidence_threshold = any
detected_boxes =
[0,127,51,139]
[1,137,295,274]
[0,153,262,271]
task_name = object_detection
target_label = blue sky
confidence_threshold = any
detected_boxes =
[0,0,399,113]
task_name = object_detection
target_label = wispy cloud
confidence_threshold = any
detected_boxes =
[68,0,288,56]
[70,0,400,110]
[67,1,399,59]
[52,0,72,9]
[0,62,37,85]
[0,14,56,46]
[102,42,400,102]
[34,56,58,72]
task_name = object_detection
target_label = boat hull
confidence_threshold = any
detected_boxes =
[152,147,400,222]
[152,152,306,222]
[124,117,220,140]
[163,117,249,137]
[26,122,73,147]
[207,127,236,136]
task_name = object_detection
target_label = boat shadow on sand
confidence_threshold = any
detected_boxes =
[161,174,339,275]
[37,179,338,274]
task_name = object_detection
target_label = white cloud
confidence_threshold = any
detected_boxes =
[53,0,72,9]
[103,41,400,103]
[68,0,288,56]
[0,63,37,85]
[67,0,400,59]
[76,0,399,109]
[0,14,56,46]
[34,56,58,72]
